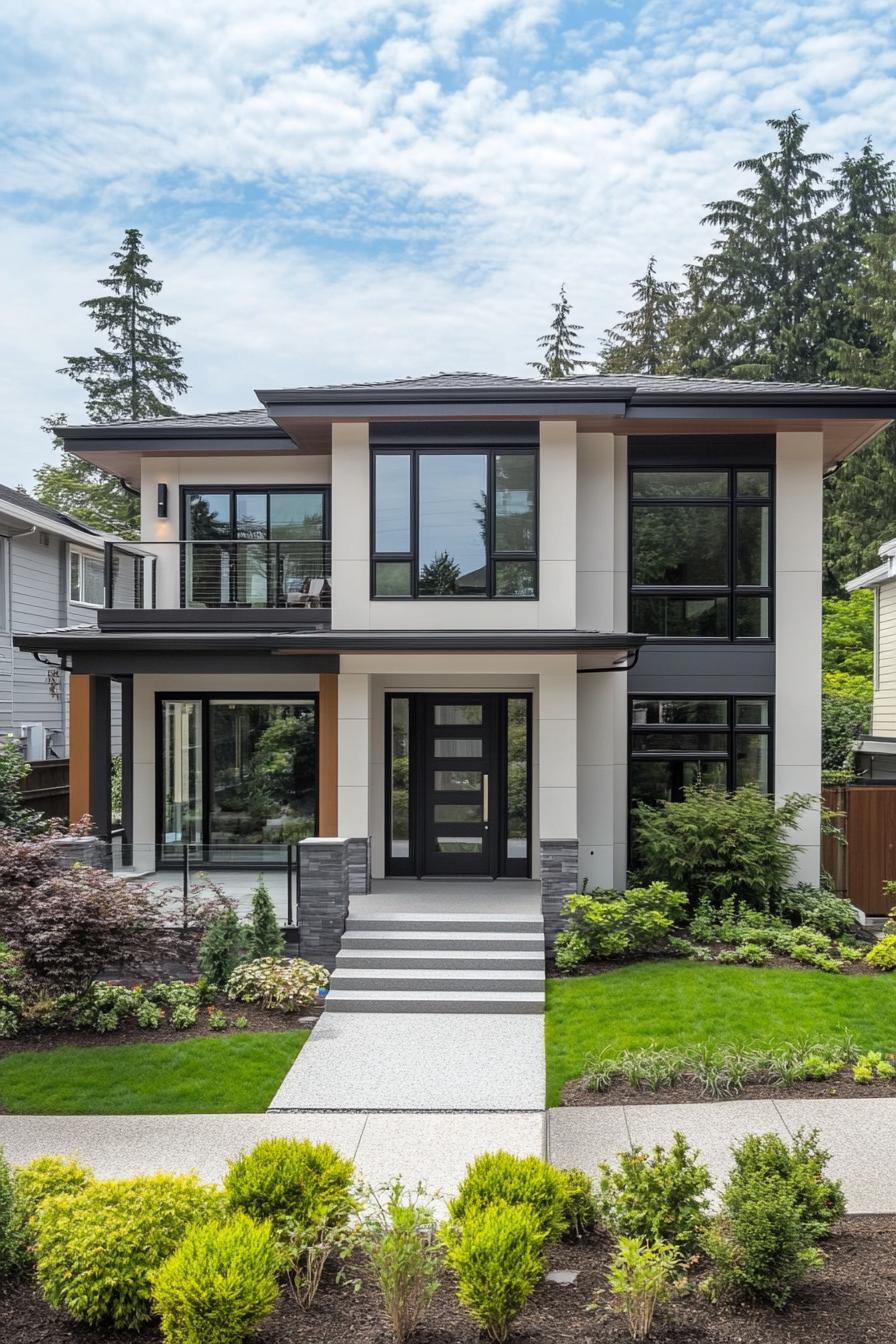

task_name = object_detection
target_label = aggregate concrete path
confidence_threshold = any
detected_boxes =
[0,1111,544,1198]
[547,1097,896,1214]
[268,1011,545,1111]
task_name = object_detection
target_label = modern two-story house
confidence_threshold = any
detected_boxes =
[15,373,896,970]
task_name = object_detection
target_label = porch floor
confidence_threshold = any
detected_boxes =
[353,879,542,916]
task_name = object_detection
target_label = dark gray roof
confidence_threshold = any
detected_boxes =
[0,483,100,535]
[60,408,281,439]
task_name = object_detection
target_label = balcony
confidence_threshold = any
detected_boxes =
[100,540,332,628]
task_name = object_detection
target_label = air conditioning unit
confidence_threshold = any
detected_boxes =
[20,722,48,762]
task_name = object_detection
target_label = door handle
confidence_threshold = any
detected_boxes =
[483,773,489,825]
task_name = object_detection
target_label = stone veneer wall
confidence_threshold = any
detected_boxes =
[540,838,579,950]
[298,839,351,969]
[346,836,372,897]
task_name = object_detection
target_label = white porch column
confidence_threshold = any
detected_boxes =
[337,670,371,839]
[538,657,578,942]
[330,421,370,630]
[775,431,823,882]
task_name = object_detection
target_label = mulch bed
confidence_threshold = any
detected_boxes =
[549,946,879,978]
[0,998,324,1058]
[2,1216,894,1343]
[562,1070,896,1106]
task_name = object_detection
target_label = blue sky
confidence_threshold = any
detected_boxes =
[1,0,896,484]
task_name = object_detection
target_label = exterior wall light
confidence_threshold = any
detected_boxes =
[157,483,168,518]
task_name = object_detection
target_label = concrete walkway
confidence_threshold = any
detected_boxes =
[547,1097,896,1214]
[268,1012,545,1110]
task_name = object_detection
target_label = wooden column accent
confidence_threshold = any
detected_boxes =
[69,674,92,827]
[318,672,338,836]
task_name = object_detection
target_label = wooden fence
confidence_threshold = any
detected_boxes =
[18,758,69,825]
[822,784,896,917]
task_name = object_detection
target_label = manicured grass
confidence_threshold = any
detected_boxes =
[546,961,896,1106]
[0,1030,308,1114]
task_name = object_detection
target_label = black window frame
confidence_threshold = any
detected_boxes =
[370,447,539,600]
[628,693,774,815]
[154,690,320,865]
[628,465,774,642]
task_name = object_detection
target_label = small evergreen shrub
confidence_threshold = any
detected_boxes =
[357,1182,441,1343]
[35,1173,223,1328]
[704,1179,822,1308]
[558,1168,597,1238]
[596,1132,711,1254]
[224,1138,357,1309]
[725,1129,844,1241]
[866,934,896,970]
[13,1155,93,1260]
[226,956,329,1012]
[243,877,284,960]
[134,996,163,1028]
[171,1003,198,1029]
[0,1146,18,1277]
[448,1151,569,1241]
[444,1203,545,1344]
[554,883,687,969]
[604,1236,680,1341]
[151,1213,281,1344]
[198,908,245,988]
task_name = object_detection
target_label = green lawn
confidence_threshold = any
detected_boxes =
[546,961,896,1106]
[0,1030,308,1115]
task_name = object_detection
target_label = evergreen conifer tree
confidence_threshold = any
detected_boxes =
[598,257,679,374]
[198,908,245,988]
[245,877,284,960]
[419,551,462,595]
[528,284,592,378]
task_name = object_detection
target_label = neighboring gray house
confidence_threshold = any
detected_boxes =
[0,484,120,758]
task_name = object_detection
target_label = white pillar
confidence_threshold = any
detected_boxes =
[538,421,577,629]
[775,431,823,883]
[330,421,370,631]
[337,670,371,839]
[538,658,578,840]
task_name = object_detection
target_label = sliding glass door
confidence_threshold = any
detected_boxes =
[159,695,318,862]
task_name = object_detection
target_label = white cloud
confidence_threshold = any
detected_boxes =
[0,0,895,487]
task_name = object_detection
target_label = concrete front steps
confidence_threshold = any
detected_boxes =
[327,911,545,1014]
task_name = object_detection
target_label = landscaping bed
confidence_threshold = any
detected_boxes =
[1,1216,893,1344]
[562,1070,896,1106]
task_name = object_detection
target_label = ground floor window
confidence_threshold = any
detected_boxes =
[159,695,317,860]
[629,695,772,812]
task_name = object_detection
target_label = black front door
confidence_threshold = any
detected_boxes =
[385,692,532,879]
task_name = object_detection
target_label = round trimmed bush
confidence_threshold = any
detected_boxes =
[152,1213,281,1344]
[35,1173,223,1328]
[224,1137,355,1235]
[444,1203,546,1343]
[13,1155,93,1261]
[447,1151,569,1242]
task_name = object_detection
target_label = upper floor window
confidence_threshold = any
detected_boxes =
[70,548,105,606]
[629,468,772,639]
[371,449,538,598]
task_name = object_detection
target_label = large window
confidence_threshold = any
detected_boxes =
[70,548,105,606]
[182,487,329,608]
[630,468,772,639]
[159,695,317,861]
[371,448,538,598]
[629,696,772,812]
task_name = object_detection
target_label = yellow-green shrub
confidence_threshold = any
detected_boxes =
[444,1203,545,1343]
[866,935,896,971]
[152,1213,281,1344]
[447,1151,569,1242]
[13,1155,93,1261]
[35,1173,223,1329]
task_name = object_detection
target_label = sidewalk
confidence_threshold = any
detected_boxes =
[547,1097,896,1214]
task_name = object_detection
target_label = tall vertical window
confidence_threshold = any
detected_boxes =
[630,468,772,638]
[69,548,106,606]
[371,448,538,598]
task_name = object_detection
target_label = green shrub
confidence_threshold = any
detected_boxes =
[448,1151,569,1242]
[779,885,856,939]
[134,996,163,1028]
[0,1006,20,1037]
[717,942,771,966]
[790,944,843,973]
[224,1138,356,1308]
[555,883,687,969]
[634,785,815,913]
[725,1129,844,1241]
[225,957,328,1012]
[558,1168,597,1238]
[151,1213,281,1344]
[0,1146,19,1277]
[149,980,205,1010]
[13,1156,93,1261]
[198,909,246,989]
[357,1181,441,1344]
[853,1050,896,1082]
[207,1008,228,1030]
[172,1003,198,1029]
[604,1236,680,1341]
[596,1132,711,1254]
[243,878,284,960]
[444,1203,545,1344]
[35,1173,223,1328]
[866,934,896,970]
[704,1178,823,1308]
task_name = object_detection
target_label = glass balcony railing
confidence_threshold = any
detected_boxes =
[104,540,332,611]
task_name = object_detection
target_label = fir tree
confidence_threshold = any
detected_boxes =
[419,551,462,595]
[598,257,680,374]
[244,877,284,960]
[198,908,245,988]
[58,228,188,421]
[528,283,593,378]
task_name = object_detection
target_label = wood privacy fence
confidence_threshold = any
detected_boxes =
[18,758,69,825]
[822,784,896,917]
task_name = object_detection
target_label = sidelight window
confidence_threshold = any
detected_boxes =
[371,448,538,598]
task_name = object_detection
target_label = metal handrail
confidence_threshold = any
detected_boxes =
[105,539,331,611]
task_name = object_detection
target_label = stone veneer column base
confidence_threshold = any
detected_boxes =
[298,839,350,970]
[346,836,372,897]
[540,839,579,951]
